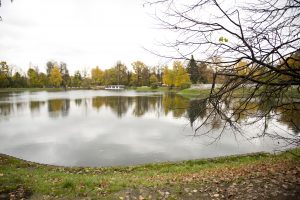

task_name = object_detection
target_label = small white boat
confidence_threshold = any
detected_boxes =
[105,85,125,90]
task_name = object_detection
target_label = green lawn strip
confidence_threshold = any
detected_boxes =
[177,88,211,98]
[0,148,299,199]
[135,86,175,92]
[177,87,300,99]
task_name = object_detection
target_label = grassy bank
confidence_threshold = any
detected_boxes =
[135,86,178,92]
[177,87,300,99]
[177,88,211,98]
[1,149,299,199]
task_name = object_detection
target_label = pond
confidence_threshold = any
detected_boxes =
[0,90,295,167]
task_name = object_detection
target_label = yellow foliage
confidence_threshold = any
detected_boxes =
[163,61,191,88]
[91,66,104,85]
[49,66,62,87]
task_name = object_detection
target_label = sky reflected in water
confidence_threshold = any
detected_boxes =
[0,90,293,167]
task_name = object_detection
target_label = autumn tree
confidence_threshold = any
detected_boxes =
[148,0,300,145]
[49,66,62,87]
[115,61,129,85]
[162,66,175,88]
[132,61,147,86]
[173,61,191,88]
[91,66,104,85]
[163,61,191,88]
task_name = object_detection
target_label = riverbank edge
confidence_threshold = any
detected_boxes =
[0,148,299,199]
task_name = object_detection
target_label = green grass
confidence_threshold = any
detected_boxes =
[178,87,300,99]
[0,148,299,199]
[177,88,211,98]
[135,86,177,92]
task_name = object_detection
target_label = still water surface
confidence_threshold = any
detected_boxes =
[0,90,292,167]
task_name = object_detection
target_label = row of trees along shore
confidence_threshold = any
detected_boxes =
[0,58,227,89]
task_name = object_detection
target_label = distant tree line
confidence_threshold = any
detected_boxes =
[0,59,222,89]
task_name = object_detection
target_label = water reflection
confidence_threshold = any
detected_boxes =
[0,90,298,167]
[92,96,131,118]
[30,101,45,114]
[48,99,70,118]
[0,93,299,134]
[90,95,189,118]
[0,103,13,117]
[74,99,82,107]
[187,99,207,127]
[277,103,300,133]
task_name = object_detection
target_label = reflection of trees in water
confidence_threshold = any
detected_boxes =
[92,97,105,110]
[48,99,70,118]
[133,96,150,117]
[91,95,187,118]
[232,101,259,122]
[277,103,300,134]
[74,99,82,107]
[16,102,27,112]
[30,101,45,114]
[0,103,13,117]
[230,98,300,134]
[92,96,132,118]
[191,97,300,145]
[163,93,189,118]
[107,97,131,118]
[187,99,207,127]
[92,96,134,117]
[186,99,224,131]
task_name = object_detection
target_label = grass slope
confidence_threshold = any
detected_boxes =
[0,149,299,199]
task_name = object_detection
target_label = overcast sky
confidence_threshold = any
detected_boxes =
[0,0,168,74]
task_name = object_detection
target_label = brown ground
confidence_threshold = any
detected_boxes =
[114,160,300,200]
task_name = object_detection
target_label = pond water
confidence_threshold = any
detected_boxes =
[0,90,295,167]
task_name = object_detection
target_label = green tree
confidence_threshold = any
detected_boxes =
[150,74,158,86]
[71,70,82,87]
[132,61,146,86]
[39,72,48,87]
[49,66,62,87]
[141,65,150,86]
[198,62,212,83]
[186,55,199,84]
[46,61,56,77]
[104,68,117,85]
[114,61,128,85]
[27,67,40,87]
[59,62,70,89]
[0,61,11,88]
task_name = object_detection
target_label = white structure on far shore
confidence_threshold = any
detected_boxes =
[105,85,125,90]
